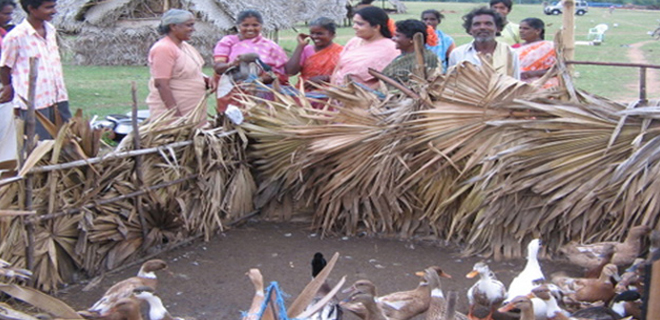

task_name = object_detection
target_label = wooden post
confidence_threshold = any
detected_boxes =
[639,67,647,103]
[562,0,576,74]
[644,252,660,319]
[130,82,149,247]
[23,57,38,284]
[412,32,426,80]
[163,0,169,11]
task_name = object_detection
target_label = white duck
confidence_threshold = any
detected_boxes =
[506,239,545,303]
[132,286,183,320]
[466,262,506,320]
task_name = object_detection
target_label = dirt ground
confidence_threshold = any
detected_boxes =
[56,220,582,320]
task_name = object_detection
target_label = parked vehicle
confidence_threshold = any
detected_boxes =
[544,0,589,15]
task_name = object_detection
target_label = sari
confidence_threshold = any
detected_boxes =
[516,40,558,88]
[213,34,289,84]
[146,36,207,118]
[426,29,454,73]
[299,42,343,84]
[331,37,399,89]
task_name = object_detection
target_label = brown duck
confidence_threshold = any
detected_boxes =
[88,259,168,315]
[559,225,651,268]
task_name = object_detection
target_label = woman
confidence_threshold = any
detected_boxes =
[146,9,213,118]
[330,6,399,90]
[515,18,558,88]
[421,9,455,73]
[213,10,289,111]
[381,19,438,86]
[285,17,343,91]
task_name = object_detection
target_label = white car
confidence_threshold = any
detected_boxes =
[544,0,589,15]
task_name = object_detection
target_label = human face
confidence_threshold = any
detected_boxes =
[29,1,57,22]
[170,18,195,41]
[491,2,510,18]
[519,21,541,43]
[352,14,379,40]
[469,14,497,43]
[421,13,439,29]
[309,25,333,50]
[392,31,413,52]
[0,5,14,27]
[238,16,261,40]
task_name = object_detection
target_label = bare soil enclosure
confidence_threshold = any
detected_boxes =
[56,220,581,320]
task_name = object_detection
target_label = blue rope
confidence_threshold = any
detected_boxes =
[252,281,300,320]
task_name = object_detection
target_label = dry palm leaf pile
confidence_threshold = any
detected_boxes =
[0,98,252,291]
[241,58,660,261]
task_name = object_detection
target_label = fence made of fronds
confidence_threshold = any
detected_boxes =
[0,101,251,291]
[241,58,659,260]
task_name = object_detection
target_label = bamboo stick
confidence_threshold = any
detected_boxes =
[24,57,38,285]
[412,32,426,79]
[130,82,149,246]
[27,174,199,223]
[562,0,575,73]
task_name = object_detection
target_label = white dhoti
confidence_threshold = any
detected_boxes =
[0,101,17,165]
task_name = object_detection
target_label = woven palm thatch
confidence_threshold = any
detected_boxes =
[58,0,346,65]
[0,98,251,291]
[241,56,659,260]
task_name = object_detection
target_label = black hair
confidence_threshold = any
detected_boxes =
[461,7,504,35]
[420,9,445,22]
[521,17,546,40]
[20,0,49,13]
[237,9,263,24]
[358,0,375,4]
[309,16,337,35]
[489,0,513,11]
[354,6,392,38]
[395,19,428,44]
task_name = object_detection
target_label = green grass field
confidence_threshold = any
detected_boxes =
[61,1,660,118]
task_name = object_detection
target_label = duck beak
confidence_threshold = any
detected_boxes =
[498,302,515,313]
[440,271,452,279]
[526,292,536,299]
[341,286,356,294]
[415,271,425,277]
[466,270,479,278]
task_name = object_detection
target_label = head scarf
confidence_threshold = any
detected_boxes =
[159,9,194,29]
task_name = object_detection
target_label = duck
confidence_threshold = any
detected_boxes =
[559,225,651,269]
[497,296,535,320]
[306,252,342,320]
[569,306,624,320]
[614,259,644,293]
[530,285,569,319]
[377,266,452,320]
[85,298,143,320]
[466,262,506,320]
[88,259,168,315]
[506,239,545,304]
[424,267,468,320]
[610,290,641,319]
[340,280,377,319]
[556,264,620,304]
[340,293,387,320]
[243,268,274,320]
[132,286,183,320]
[583,245,615,279]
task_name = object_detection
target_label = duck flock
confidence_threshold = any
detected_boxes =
[78,226,657,320]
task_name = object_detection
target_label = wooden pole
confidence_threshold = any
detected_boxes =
[640,67,647,103]
[644,251,660,319]
[130,82,149,246]
[23,57,38,284]
[562,0,576,74]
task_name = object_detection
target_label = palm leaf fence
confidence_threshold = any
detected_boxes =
[241,55,660,261]
[0,93,254,292]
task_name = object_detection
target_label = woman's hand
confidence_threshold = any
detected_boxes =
[204,76,218,92]
[296,33,310,47]
[259,73,275,85]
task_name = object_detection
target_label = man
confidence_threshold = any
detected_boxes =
[0,0,70,141]
[448,7,520,79]
[0,0,16,169]
[490,0,521,45]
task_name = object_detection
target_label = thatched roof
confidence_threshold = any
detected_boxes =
[11,0,347,33]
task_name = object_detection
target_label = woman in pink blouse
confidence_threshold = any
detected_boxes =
[146,9,214,119]
[213,10,289,112]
